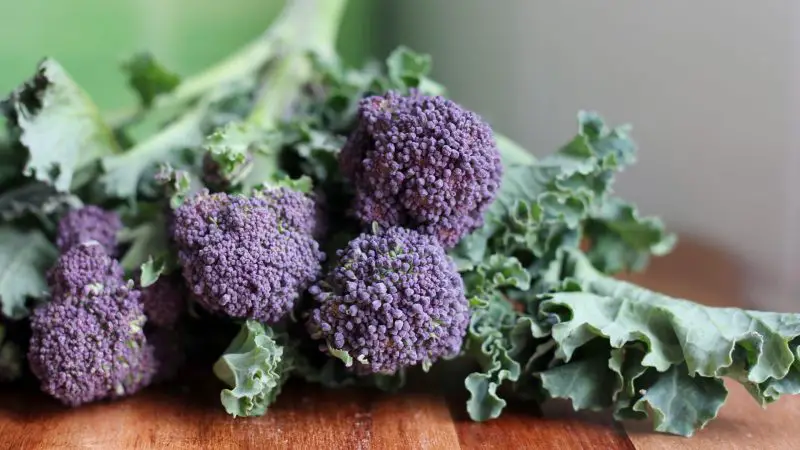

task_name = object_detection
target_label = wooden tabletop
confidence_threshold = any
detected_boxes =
[1,238,797,449]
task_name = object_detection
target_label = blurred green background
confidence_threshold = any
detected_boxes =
[0,0,376,111]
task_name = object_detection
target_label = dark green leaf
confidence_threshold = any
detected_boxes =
[121,53,181,108]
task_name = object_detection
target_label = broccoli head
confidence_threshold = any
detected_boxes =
[47,241,125,298]
[339,90,503,248]
[306,226,470,375]
[56,205,122,255]
[28,280,153,406]
[171,189,324,323]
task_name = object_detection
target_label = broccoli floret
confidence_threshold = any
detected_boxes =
[47,242,125,298]
[28,275,153,406]
[171,189,324,323]
[306,226,470,375]
[139,274,187,329]
[56,205,122,255]
[340,90,503,248]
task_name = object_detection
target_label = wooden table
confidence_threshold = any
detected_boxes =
[1,239,797,449]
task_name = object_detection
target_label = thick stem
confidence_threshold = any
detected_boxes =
[110,0,349,128]
[246,0,349,128]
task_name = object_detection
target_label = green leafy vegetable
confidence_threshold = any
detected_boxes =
[122,53,181,109]
[213,320,292,417]
[139,255,167,288]
[0,226,58,318]
[1,59,122,192]
[583,196,677,274]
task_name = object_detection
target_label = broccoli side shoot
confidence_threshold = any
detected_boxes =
[306,226,470,375]
[56,205,122,256]
[213,320,291,417]
[28,276,152,406]
[340,90,503,248]
[47,241,125,298]
[171,189,324,323]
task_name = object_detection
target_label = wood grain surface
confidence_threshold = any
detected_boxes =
[1,238,797,449]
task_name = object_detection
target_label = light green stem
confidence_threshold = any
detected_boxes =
[110,0,349,128]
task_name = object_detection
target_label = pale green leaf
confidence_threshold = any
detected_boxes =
[632,365,727,437]
[1,59,122,192]
[212,320,291,417]
[0,226,58,318]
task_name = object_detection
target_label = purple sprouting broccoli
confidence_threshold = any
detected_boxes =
[171,189,324,323]
[28,242,169,406]
[28,278,153,406]
[339,90,503,248]
[56,205,122,256]
[47,242,125,298]
[306,226,470,375]
[139,274,187,329]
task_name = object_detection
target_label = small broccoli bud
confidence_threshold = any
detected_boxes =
[306,226,470,375]
[56,205,122,256]
[139,274,187,329]
[255,186,318,236]
[47,242,125,298]
[28,282,153,406]
[340,90,503,248]
[171,190,324,323]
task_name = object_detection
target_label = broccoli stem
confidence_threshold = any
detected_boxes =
[238,0,348,189]
[109,0,350,129]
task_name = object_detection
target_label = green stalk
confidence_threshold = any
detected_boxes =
[110,0,349,129]
[100,0,350,199]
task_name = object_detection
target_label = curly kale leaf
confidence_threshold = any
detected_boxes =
[122,53,181,109]
[453,111,638,267]
[1,59,122,192]
[583,196,676,274]
[212,320,292,417]
[516,248,800,437]
[460,255,531,420]
[0,226,58,319]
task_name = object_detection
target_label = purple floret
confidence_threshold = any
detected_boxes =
[139,275,186,329]
[171,190,324,323]
[28,282,153,406]
[306,226,470,375]
[256,186,318,236]
[56,205,122,256]
[47,242,125,298]
[339,90,503,248]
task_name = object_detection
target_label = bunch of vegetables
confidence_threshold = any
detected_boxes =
[0,0,798,438]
